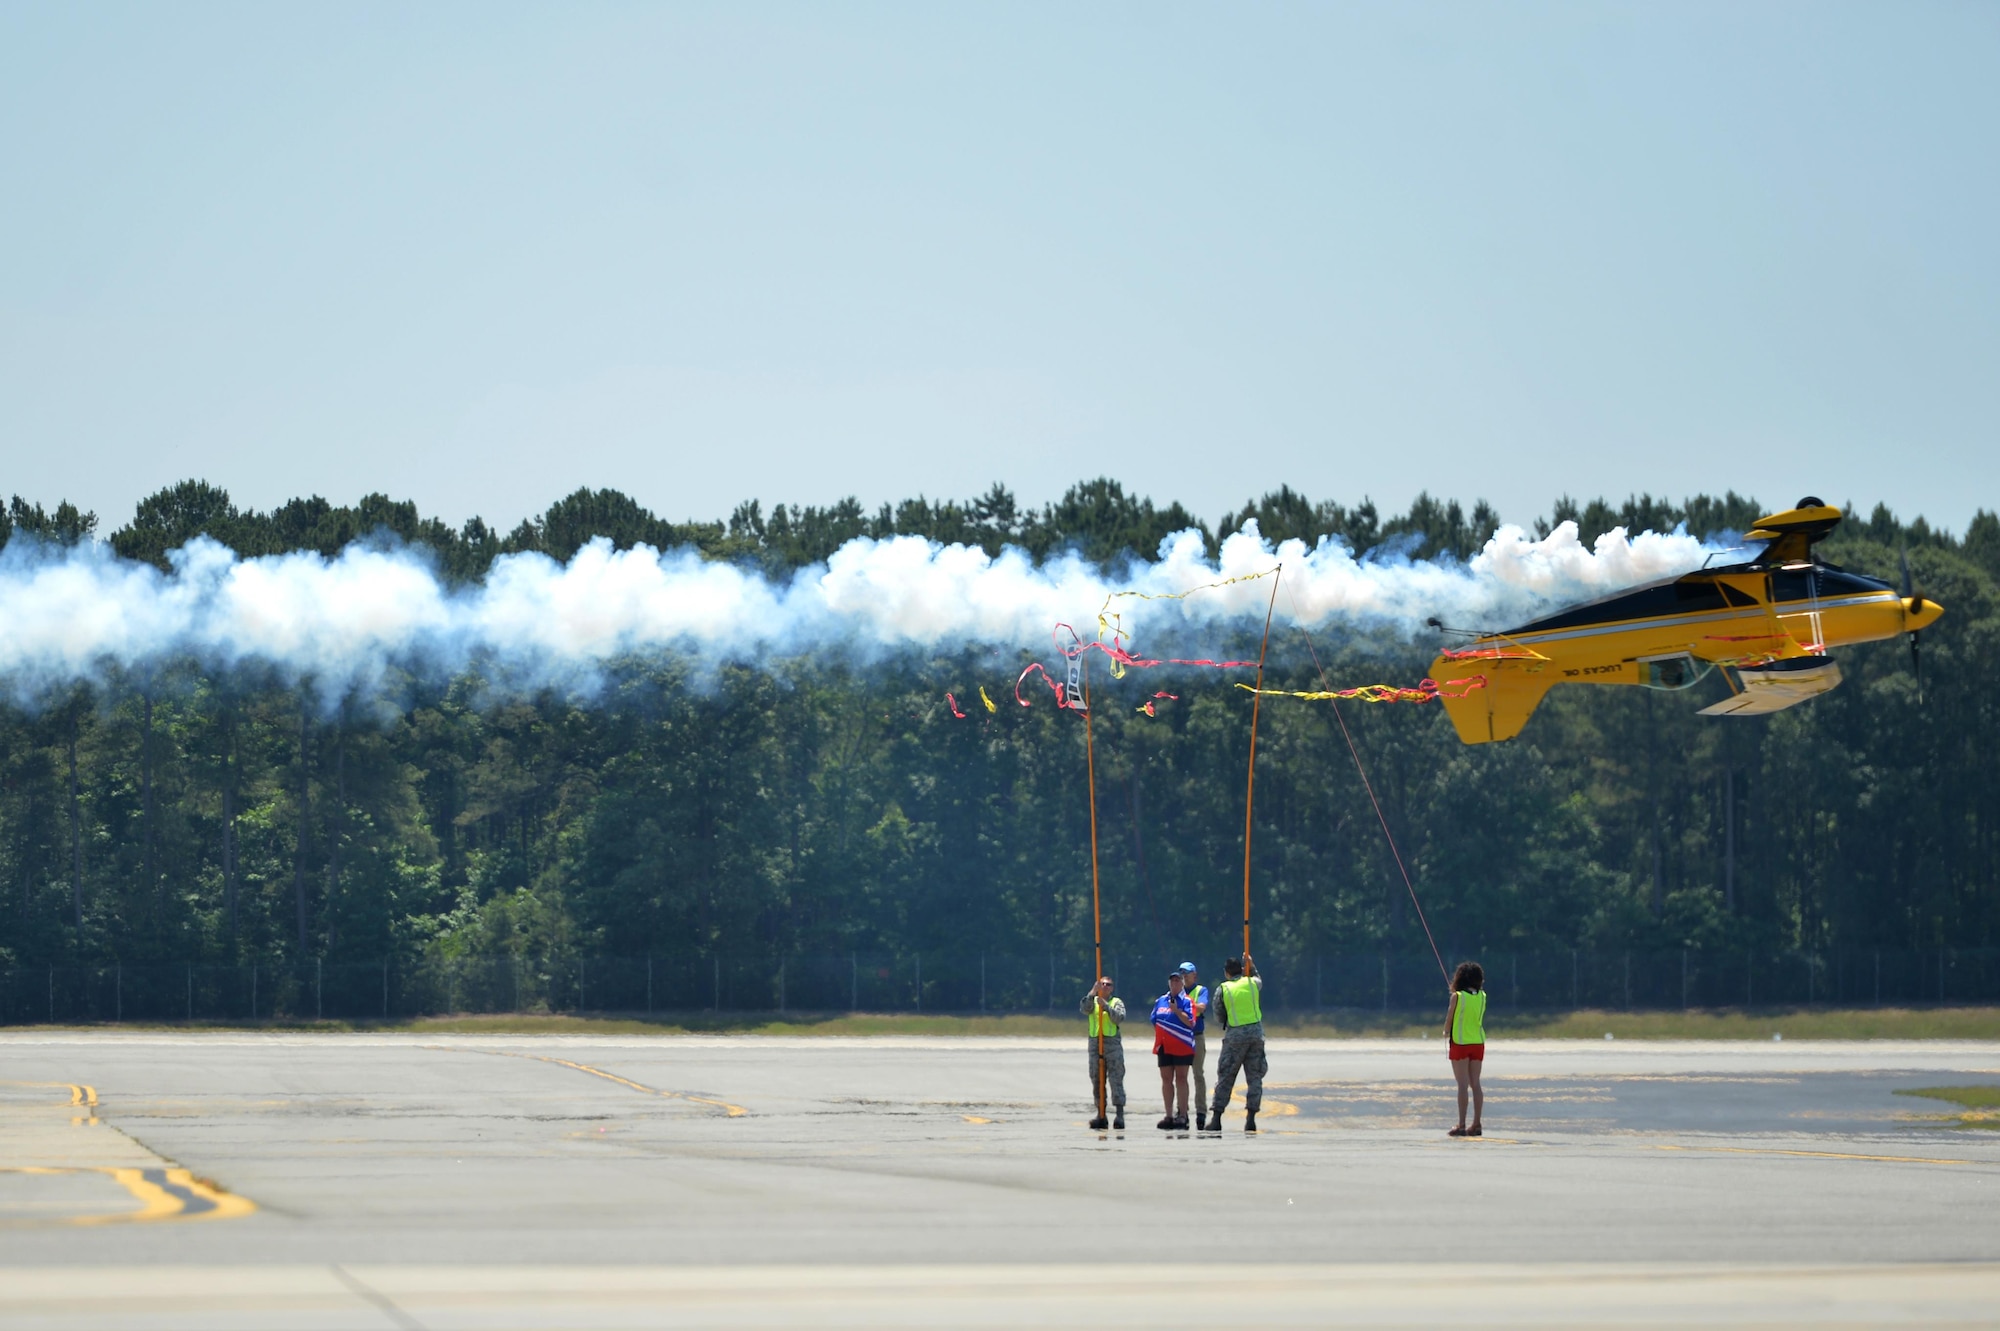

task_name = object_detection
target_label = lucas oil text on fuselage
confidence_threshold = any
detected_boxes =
[1428,499,1944,746]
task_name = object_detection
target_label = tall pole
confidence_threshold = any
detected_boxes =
[1085,655,1106,1125]
[1724,766,1736,912]
[295,698,311,952]
[68,705,83,934]
[1242,569,1281,959]
[222,704,238,944]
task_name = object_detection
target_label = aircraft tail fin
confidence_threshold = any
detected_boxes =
[1431,655,1556,745]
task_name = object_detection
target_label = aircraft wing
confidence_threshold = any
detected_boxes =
[1696,659,1842,717]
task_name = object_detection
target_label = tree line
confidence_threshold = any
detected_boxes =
[1,478,1996,977]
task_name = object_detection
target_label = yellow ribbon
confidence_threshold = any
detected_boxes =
[1234,677,1486,705]
[1095,567,1282,678]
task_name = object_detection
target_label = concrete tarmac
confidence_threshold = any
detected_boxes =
[3,1032,1999,1326]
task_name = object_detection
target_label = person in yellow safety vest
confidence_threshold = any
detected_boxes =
[1080,976,1127,1130]
[1444,960,1487,1137]
[1201,953,1266,1133]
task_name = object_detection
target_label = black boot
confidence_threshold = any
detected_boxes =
[1113,1109,1125,1130]
[1157,1114,1175,1129]
[1244,1109,1259,1133]
[1089,1115,1108,1130]
[1201,1110,1223,1132]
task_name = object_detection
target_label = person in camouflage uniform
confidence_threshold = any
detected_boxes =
[1203,953,1266,1133]
[1080,976,1127,1130]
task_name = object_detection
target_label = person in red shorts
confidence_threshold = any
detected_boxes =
[1150,970,1199,1130]
[1443,960,1486,1137]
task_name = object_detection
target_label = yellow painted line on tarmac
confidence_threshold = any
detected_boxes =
[1,1082,255,1227]
[961,1115,994,1125]
[429,1046,749,1117]
[54,1083,100,1124]
[96,1169,184,1224]
[0,1080,97,1107]
[1,1081,99,1123]
[1653,1143,1977,1166]
[1213,1099,1299,1117]
[0,1167,255,1228]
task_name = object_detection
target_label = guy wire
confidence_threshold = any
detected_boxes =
[1285,581,1449,983]
[1242,568,1281,959]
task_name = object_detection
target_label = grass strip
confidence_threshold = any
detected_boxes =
[1895,1085,2000,1130]
[10,1005,2000,1040]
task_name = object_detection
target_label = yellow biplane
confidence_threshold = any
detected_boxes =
[1429,499,1943,745]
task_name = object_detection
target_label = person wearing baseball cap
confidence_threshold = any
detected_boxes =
[1205,952,1267,1132]
[1177,961,1212,1127]
[1150,969,1200,1129]
[1079,975,1127,1131]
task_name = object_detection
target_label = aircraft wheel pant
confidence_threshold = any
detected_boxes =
[1087,1037,1126,1111]
[1190,1030,1209,1121]
[1211,1023,1266,1119]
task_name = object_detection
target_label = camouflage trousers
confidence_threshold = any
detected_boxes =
[1086,1036,1126,1110]
[1211,1023,1266,1115]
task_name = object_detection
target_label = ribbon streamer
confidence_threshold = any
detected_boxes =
[1234,675,1487,705]
[1138,691,1179,717]
[1438,643,1547,662]
[1016,662,1067,709]
[1095,567,1282,643]
[1073,639,1259,672]
[1011,606,1274,714]
[945,685,1010,718]
[1016,653,1256,711]
[1051,622,1256,671]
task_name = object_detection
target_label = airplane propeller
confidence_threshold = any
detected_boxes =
[1900,545,1926,703]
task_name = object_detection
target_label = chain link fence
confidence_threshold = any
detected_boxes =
[2,947,1997,1024]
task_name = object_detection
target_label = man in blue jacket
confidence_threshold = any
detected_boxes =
[1177,961,1210,1127]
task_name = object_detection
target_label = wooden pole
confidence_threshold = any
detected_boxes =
[1242,569,1281,959]
[1085,655,1106,1125]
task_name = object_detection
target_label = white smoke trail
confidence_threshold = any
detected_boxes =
[0,519,1722,705]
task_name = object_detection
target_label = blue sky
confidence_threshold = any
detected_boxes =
[2,2,1995,539]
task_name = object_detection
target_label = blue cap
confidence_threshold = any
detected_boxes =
[1178,961,1197,974]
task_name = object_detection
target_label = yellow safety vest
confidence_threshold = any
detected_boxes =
[1218,976,1262,1026]
[1088,998,1120,1038]
[1452,989,1487,1044]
